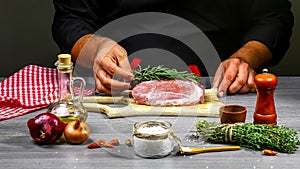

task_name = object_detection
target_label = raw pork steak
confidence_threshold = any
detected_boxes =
[132,80,204,106]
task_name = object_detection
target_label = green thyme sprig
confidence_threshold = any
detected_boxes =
[195,120,300,153]
[133,65,200,83]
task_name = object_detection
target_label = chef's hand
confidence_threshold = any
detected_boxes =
[93,43,134,94]
[212,58,256,97]
[212,40,272,97]
[71,34,134,95]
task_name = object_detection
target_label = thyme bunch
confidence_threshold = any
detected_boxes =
[133,65,200,83]
[196,120,300,153]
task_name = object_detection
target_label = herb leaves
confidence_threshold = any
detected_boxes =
[133,65,200,83]
[196,120,300,153]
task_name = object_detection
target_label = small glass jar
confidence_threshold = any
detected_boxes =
[132,120,176,158]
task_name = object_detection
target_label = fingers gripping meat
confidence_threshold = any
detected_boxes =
[132,80,205,106]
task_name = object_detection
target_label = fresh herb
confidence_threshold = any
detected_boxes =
[194,120,300,153]
[133,65,200,83]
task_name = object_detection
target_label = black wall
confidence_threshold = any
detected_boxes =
[0,0,58,77]
[0,0,299,77]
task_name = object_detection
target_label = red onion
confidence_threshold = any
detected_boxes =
[27,113,66,144]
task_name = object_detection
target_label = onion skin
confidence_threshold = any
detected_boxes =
[27,113,66,144]
[64,119,90,144]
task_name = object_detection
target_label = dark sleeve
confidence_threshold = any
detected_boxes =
[52,0,99,53]
[241,0,294,65]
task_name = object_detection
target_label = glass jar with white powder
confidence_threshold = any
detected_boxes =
[132,120,176,158]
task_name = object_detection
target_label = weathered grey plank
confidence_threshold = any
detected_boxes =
[1,77,300,169]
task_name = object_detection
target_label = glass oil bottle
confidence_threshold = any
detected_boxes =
[48,54,87,123]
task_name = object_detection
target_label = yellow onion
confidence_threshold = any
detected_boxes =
[64,119,90,144]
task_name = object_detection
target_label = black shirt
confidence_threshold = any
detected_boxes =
[52,0,294,72]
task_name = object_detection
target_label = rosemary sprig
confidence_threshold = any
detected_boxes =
[133,65,200,83]
[195,120,300,153]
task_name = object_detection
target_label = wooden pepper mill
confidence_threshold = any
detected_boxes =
[253,69,277,125]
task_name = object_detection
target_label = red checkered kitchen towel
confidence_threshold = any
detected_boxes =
[0,65,94,121]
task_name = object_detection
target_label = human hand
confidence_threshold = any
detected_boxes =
[212,58,256,97]
[92,38,134,95]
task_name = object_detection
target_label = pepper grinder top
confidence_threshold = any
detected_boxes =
[255,69,277,89]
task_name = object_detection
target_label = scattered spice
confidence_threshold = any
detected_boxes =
[108,139,120,146]
[103,142,114,148]
[87,138,127,149]
[99,139,106,145]
[263,149,278,156]
[87,141,101,149]
[87,139,107,149]
[125,139,132,146]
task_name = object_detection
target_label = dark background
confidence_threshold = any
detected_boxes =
[0,0,299,77]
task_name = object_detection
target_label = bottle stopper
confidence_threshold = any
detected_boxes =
[58,54,72,65]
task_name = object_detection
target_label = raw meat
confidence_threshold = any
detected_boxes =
[132,80,204,106]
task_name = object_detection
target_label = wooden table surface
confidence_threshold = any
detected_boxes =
[1,77,300,169]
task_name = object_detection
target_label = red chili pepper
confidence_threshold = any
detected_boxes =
[87,141,101,149]
[263,149,278,156]
[87,138,121,149]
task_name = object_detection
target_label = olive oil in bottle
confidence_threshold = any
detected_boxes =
[48,54,87,123]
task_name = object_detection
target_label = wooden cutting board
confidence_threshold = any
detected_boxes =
[82,89,223,118]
